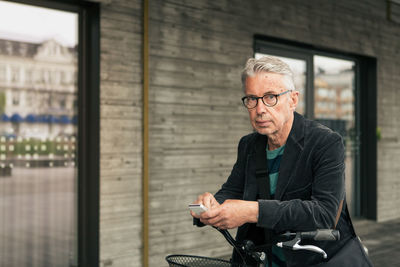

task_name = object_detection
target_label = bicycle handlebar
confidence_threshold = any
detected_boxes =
[279,229,340,241]
[194,218,339,241]
[276,230,340,259]
[193,218,340,263]
[302,229,340,241]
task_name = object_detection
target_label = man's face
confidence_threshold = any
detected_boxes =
[244,72,298,136]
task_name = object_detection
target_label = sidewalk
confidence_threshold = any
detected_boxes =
[354,218,400,266]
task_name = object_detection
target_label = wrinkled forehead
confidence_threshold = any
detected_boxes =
[245,72,287,89]
[243,71,294,93]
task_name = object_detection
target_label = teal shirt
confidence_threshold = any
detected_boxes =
[267,145,286,267]
[267,144,285,196]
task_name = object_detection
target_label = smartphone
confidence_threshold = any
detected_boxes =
[188,204,208,215]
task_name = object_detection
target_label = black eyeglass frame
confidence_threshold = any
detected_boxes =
[241,90,292,109]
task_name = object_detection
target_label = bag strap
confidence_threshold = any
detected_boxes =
[254,134,273,267]
[333,198,356,236]
[334,197,357,237]
[334,199,344,229]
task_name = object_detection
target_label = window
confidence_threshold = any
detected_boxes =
[24,69,33,83]
[0,1,100,266]
[12,90,20,106]
[0,2,79,266]
[0,66,6,81]
[25,91,33,106]
[11,66,20,83]
[255,37,377,219]
[60,95,67,109]
[314,55,355,121]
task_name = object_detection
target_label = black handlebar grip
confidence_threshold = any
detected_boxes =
[193,218,206,227]
[301,229,340,241]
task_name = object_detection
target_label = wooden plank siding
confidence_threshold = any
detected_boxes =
[148,1,253,266]
[146,0,400,266]
[95,0,144,267]
[91,0,400,266]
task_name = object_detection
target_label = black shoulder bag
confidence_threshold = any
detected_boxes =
[314,204,374,267]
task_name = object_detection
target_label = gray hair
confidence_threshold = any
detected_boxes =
[241,56,296,92]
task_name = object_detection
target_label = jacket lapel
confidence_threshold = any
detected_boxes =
[244,140,259,201]
[274,112,305,200]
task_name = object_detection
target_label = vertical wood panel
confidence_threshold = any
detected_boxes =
[96,0,144,267]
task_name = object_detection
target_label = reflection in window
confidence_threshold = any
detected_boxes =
[11,67,20,83]
[0,1,78,266]
[60,96,66,109]
[25,91,33,106]
[24,69,32,83]
[12,91,20,106]
[0,66,6,81]
[255,53,307,114]
[313,55,357,215]
[314,55,355,121]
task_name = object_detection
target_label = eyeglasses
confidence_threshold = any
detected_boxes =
[241,90,291,109]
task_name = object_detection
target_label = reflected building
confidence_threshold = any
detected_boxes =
[314,68,354,122]
[0,39,77,170]
[314,66,356,214]
[0,38,77,139]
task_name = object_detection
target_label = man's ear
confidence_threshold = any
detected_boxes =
[290,91,299,110]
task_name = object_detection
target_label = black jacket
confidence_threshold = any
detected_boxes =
[214,112,353,266]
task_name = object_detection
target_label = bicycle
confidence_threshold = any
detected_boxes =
[166,221,340,267]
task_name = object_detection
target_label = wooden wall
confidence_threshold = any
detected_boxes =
[97,1,144,266]
[147,0,400,266]
[147,1,252,266]
[94,0,400,266]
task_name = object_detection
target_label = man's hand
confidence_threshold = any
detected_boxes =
[199,199,259,229]
[190,192,220,218]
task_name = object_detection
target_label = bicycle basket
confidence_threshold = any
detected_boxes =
[165,254,242,267]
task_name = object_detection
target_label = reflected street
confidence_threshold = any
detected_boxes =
[0,167,76,267]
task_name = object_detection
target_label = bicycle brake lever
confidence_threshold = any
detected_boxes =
[276,232,328,259]
[291,244,328,259]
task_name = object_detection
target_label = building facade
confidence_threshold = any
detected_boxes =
[0,38,77,139]
[0,0,399,267]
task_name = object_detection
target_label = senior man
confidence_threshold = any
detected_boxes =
[191,56,366,267]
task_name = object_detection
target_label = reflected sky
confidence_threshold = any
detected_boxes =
[0,0,77,47]
[314,55,355,74]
